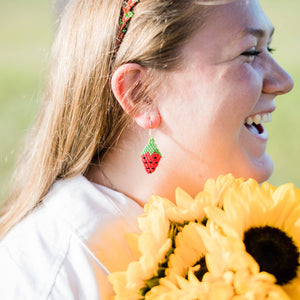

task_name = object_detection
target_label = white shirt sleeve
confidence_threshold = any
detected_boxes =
[47,234,113,300]
[0,231,113,300]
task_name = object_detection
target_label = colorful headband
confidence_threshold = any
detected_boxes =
[117,0,140,47]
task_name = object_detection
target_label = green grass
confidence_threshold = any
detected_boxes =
[0,0,299,203]
[260,0,300,187]
[0,0,53,200]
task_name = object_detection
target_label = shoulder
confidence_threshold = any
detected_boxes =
[0,223,112,299]
[0,175,142,299]
[44,175,142,240]
[0,197,72,299]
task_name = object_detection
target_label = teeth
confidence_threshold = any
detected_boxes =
[245,113,272,125]
[246,117,253,125]
[262,113,272,123]
[253,115,261,125]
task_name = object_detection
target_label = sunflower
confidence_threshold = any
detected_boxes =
[162,174,241,224]
[148,184,224,286]
[145,225,289,300]
[205,178,300,299]
[198,222,290,299]
[139,187,216,295]
[202,174,245,207]
[150,220,289,300]
[166,222,207,284]
[110,175,300,299]
[161,175,276,288]
[145,222,239,299]
[159,187,212,224]
[108,197,173,299]
[109,184,217,298]
[144,275,209,300]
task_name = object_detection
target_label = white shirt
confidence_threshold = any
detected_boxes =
[0,175,143,299]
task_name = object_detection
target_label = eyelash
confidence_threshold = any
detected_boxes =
[242,47,276,57]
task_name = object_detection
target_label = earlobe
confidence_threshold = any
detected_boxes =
[134,110,161,130]
[111,63,161,129]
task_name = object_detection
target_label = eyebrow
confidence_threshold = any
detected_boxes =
[243,27,275,39]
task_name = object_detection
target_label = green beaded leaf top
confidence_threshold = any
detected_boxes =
[141,138,162,156]
[126,11,134,18]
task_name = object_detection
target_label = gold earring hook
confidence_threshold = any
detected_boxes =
[149,119,152,137]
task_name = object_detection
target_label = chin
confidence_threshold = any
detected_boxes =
[232,153,274,184]
[250,153,274,183]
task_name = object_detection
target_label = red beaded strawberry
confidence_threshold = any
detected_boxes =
[141,138,162,174]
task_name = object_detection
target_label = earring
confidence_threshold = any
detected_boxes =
[140,124,162,174]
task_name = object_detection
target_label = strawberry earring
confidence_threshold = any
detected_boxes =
[140,123,162,174]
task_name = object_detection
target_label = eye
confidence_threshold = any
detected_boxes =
[241,50,262,58]
[241,46,275,62]
[241,49,261,62]
[242,47,276,57]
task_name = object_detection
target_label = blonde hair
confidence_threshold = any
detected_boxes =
[0,0,232,238]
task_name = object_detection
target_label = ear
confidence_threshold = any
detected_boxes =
[111,63,161,129]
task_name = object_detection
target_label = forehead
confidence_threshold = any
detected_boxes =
[204,0,273,40]
[178,0,274,63]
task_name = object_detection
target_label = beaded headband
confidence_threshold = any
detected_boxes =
[117,0,140,47]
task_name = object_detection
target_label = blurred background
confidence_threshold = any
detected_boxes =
[0,0,299,203]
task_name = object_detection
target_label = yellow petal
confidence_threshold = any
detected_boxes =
[175,187,195,209]
[205,206,241,239]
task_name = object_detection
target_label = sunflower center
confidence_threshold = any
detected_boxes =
[193,257,208,281]
[244,226,299,285]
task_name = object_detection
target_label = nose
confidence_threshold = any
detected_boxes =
[262,55,294,95]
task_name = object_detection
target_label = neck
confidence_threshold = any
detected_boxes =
[84,130,207,206]
[84,130,160,206]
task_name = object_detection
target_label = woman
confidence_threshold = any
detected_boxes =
[0,0,294,298]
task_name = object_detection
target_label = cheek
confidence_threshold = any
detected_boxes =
[232,63,263,99]
[158,62,263,143]
[157,72,205,124]
[217,63,263,116]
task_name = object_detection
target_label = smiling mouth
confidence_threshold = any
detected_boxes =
[244,113,272,135]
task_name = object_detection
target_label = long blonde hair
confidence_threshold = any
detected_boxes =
[0,0,231,238]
